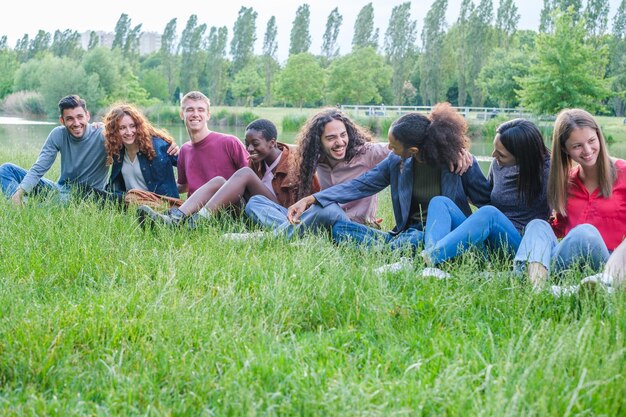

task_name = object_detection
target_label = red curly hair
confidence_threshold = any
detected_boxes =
[104,103,175,166]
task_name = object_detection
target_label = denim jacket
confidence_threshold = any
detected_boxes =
[107,137,179,198]
[314,152,491,234]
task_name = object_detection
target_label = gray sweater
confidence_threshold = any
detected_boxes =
[488,156,551,232]
[19,124,108,193]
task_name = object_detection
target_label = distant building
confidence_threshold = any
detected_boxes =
[139,32,161,55]
[80,31,161,55]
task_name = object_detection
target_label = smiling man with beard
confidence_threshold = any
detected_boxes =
[243,108,390,238]
[0,95,110,205]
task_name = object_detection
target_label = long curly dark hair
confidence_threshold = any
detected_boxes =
[390,102,468,166]
[296,108,373,198]
[104,104,175,166]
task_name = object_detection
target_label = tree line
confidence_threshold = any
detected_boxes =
[0,0,625,117]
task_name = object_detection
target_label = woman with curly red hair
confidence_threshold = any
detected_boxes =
[104,104,180,204]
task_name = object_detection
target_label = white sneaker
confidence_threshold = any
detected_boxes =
[580,273,615,293]
[374,257,413,274]
[421,267,451,279]
[550,285,580,297]
[222,231,266,241]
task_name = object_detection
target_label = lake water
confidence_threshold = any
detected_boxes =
[2,117,626,176]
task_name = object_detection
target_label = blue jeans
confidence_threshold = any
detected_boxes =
[423,196,521,264]
[0,162,60,198]
[244,195,351,238]
[332,220,423,252]
[514,219,609,277]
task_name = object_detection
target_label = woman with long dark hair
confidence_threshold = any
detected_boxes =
[420,118,551,267]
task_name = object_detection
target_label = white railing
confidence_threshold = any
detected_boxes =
[340,105,530,120]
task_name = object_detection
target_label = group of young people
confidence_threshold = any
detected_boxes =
[0,93,624,294]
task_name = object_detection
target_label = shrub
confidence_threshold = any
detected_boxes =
[379,118,393,138]
[1,91,46,118]
[354,116,379,135]
[144,104,181,124]
[240,111,259,127]
[282,114,308,132]
[479,115,509,141]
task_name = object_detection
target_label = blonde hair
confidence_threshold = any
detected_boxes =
[181,91,211,110]
[548,108,616,216]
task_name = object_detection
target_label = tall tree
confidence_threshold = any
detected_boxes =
[608,0,626,115]
[352,3,379,50]
[231,61,264,106]
[289,4,312,55]
[179,15,207,93]
[88,31,99,50]
[274,53,324,108]
[321,7,343,62]
[14,34,29,63]
[326,47,392,105]
[230,6,258,74]
[539,0,554,32]
[584,0,610,38]
[384,2,417,104]
[160,18,179,101]
[262,16,279,105]
[82,47,122,100]
[112,14,131,50]
[517,8,610,114]
[615,0,626,35]
[420,0,448,105]
[554,0,583,17]
[124,24,143,59]
[467,0,494,106]
[50,29,82,59]
[206,26,229,104]
[451,0,475,106]
[29,30,51,59]
[0,36,7,50]
[495,0,520,47]
[0,49,18,99]
[477,48,527,107]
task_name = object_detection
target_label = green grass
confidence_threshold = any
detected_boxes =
[0,192,625,414]
[0,135,625,415]
[212,106,320,127]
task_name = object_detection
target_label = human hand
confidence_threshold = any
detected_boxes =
[449,148,473,175]
[167,142,180,156]
[287,195,316,224]
[11,188,25,206]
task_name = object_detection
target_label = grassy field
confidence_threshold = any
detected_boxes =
[0,132,625,415]
[211,106,321,122]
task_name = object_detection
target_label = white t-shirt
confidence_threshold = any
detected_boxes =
[121,153,148,191]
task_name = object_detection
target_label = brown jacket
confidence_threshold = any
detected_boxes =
[249,142,320,208]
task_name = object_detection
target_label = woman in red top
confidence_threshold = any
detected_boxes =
[514,108,626,290]
[138,119,319,228]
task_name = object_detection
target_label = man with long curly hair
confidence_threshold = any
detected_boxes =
[244,108,390,237]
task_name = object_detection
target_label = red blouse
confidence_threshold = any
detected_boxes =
[552,159,626,251]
